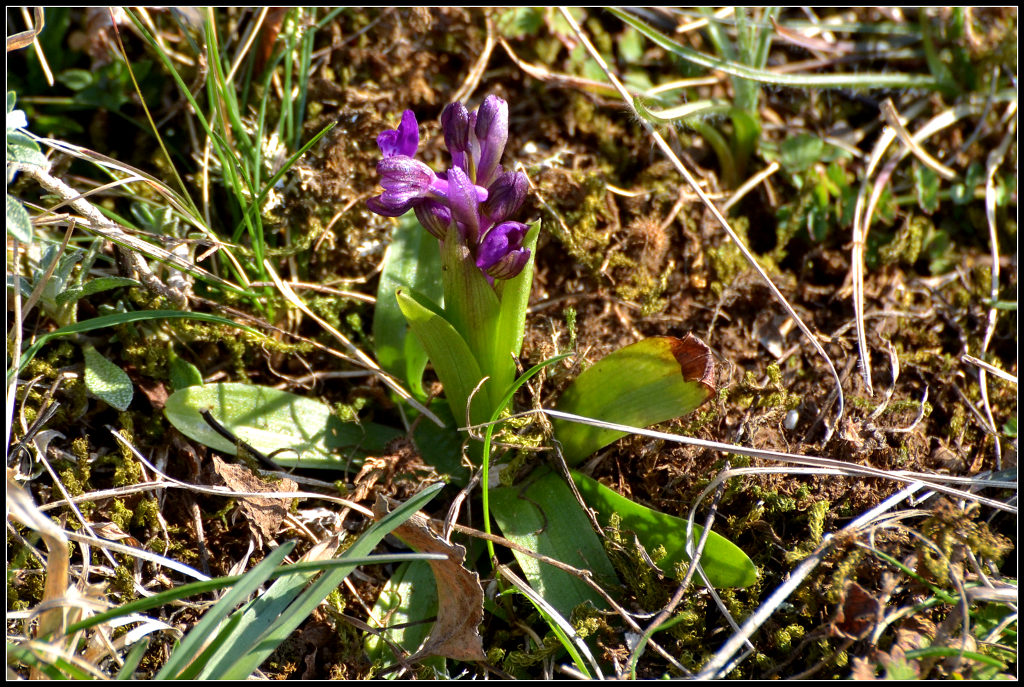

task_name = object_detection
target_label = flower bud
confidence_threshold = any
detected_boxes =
[474,95,508,187]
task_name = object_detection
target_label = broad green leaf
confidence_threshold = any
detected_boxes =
[365,560,444,675]
[167,352,203,391]
[570,470,757,588]
[164,382,400,469]
[913,162,940,214]
[373,212,443,398]
[489,466,618,620]
[553,335,716,465]
[5,130,48,167]
[396,287,492,428]
[82,345,133,411]
[55,276,141,305]
[412,403,470,484]
[6,193,33,242]
[779,133,824,174]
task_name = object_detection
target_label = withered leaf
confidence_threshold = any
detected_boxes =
[210,456,297,544]
[373,495,486,662]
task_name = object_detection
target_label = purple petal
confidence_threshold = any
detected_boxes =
[446,166,481,244]
[482,170,527,224]
[474,95,508,187]
[376,156,438,202]
[414,200,452,239]
[366,195,413,217]
[441,102,470,155]
[476,221,528,275]
[485,247,530,280]
[377,110,420,158]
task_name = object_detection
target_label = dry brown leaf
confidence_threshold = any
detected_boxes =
[373,495,486,662]
[210,456,297,544]
[830,580,883,639]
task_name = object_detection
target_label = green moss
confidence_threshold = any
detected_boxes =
[806,499,829,545]
[58,466,85,497]
[880,215,930,266]
[603,511,668,610]
[112,564,138,601]
[132,497,160,529]
[919,503,1013,585]
[113,426,142,487]
[110,499,133,532]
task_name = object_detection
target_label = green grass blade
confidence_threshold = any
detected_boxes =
[212,483,446,679]
[155,541,295,679]
[115,637,150,679]
[60,554,446,639]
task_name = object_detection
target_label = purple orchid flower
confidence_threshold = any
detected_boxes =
[367,95,531,281]
[477,221,530,280]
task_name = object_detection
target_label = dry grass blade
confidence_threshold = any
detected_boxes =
[7,473,71,678]
[561,8,846,442]
[695,482,928,678]
[7,7,45,53]
[881,99,958,180]
[533,409,1017,514]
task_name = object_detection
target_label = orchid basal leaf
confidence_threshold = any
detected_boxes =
[373,211,443,398]
[164,383,399,469]
[396,287,493,427]
[571,470,757,588]
[553,335,716,465]
[489,466,618,620]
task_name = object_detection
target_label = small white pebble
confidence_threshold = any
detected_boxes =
[784,409,799,430]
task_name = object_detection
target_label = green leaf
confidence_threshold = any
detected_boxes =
[168,351,203,391]
[5,130,48,167]
[489,466,619,619]
[553,335,716,465]
[55,276,142,305]
[396,287,491,428]
[373,212,443,398]
[82,345,133,411]
[56,68,94,91]
[913,162,940,214]
[570,469,757,588]
[164,382,400,469]
[411,402,470,483]
[365,560,442,672]
[6,193,33,242]
[779,133,825,175]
